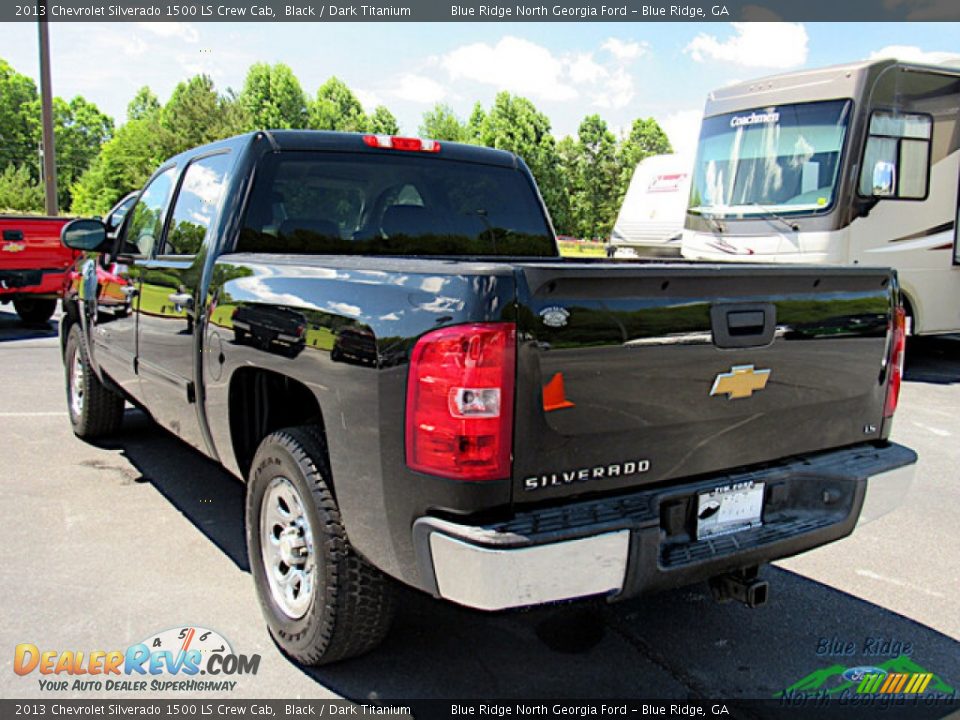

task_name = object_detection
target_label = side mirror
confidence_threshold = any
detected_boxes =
[871,161,896,197]
[61,218,110,253]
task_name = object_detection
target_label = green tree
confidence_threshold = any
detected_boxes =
[217,88,251,137]
[551,135,580,235]
[47,96,114,209]
[465,102,486,143]
[419,104,465,141]
[70,114,169,215]
[0,59,39,173]
[0,165,44,213]
[238,62,307,130]
[160,75,224,153]
[127,86,160,121]
[307,77,367,132]
[574,114,621,239]
[475,93,567,233]
[617,117,672,186]
[368,105,399,135]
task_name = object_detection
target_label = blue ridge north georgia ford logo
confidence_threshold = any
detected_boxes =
[540,306,570,328]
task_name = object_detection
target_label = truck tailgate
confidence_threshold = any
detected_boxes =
[0,216,73,293]
[512,262,894,504]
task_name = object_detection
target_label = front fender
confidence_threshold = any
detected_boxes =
[64,257,107,382]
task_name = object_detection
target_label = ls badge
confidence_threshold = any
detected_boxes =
[710,365,771,400]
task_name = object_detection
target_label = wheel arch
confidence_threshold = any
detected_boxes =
[227,366,329,481]
[901,291,917,336]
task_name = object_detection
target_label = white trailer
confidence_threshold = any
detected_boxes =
[608,154,692,258]
[682,58,960,335]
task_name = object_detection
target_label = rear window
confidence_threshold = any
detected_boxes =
[236,151,556,257]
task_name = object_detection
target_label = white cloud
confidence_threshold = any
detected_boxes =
[88,26,149,58]
[591,68,634,110]
[660,109,704,159]
[442,36,577,102]
[601,38,648,62]
[391,74,446,104]
[867,45,960,66]
[354,88,382,111]
[685,22,808,69]
[419,277,447,292]
[327,301,362,318]
[136,22,199,43]
[568,53,607,85]
[440,35,645,109]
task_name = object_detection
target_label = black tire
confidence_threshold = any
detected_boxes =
[64,324,125,438]
[14,297,57,324]
[246,427,395,665]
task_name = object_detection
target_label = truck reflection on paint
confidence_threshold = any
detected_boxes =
[231,305,307,358]
[331,325,378,366]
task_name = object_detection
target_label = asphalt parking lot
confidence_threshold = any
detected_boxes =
[0,305,958,706]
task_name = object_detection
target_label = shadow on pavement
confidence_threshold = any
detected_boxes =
[304,570,960,702]
[0,306,59,342]
[905,336,960,385]
[88,410,960,705]
[92,410,249,571]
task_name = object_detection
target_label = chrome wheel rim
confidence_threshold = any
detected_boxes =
[69,349,84,418]
[260,476,316,619]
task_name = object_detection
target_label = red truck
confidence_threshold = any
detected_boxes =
[0,215,75,323]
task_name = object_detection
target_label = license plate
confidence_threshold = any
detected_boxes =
[696,481,764,540]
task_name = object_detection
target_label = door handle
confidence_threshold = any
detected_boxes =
[710,303,777,349]
[168,292,194,309]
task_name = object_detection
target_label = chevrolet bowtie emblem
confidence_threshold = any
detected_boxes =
[710,365,771,400]
[1,242,25,253]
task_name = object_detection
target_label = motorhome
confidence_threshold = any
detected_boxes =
[682,58,960,335]
[608,154,692,258]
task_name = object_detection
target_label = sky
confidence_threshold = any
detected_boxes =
[1,21,959,156]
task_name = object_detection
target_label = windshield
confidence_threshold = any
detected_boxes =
[689,100,852,218]
[237,151,556,257]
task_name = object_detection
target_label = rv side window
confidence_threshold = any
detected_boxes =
[859,111,932,200]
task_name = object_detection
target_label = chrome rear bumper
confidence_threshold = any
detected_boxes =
[413,443,917,611]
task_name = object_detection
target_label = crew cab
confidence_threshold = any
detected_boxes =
[59,131,916,665]
[0,215,74,323]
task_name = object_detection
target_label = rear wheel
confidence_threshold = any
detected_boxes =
[246,427,395,665]
[64,324,125,438]
[14,297,57,324]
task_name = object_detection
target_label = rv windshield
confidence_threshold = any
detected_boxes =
[688,100,852,218]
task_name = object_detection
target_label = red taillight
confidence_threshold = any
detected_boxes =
[362,134,441,153]
[884,306,906,418]
[405,323,516,481]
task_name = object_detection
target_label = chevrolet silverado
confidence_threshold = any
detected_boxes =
[59,130,916,665]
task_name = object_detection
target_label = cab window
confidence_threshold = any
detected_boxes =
[162,153,233,256]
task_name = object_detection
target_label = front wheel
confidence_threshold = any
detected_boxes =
[14,297,57,324]
[246,427,395,665]
[64,324,125,438]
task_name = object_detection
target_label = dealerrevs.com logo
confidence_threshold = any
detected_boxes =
[14,626,260,692]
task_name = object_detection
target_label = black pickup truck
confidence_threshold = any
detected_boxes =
[60,130,916,665]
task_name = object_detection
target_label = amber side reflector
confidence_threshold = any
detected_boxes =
[543,372,576,412]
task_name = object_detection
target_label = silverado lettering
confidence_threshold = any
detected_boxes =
[524,460,651,491]
[58,130,916,667]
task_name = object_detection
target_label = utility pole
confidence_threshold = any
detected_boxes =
[38,0,58,216]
